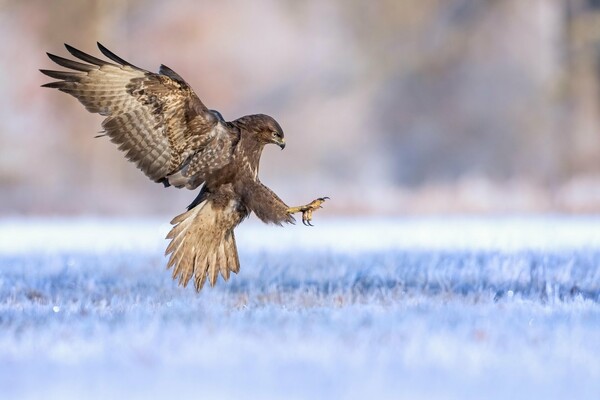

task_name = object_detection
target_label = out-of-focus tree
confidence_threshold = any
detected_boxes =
[2,0,600,214]
[565,0,600,175]
[336,0,570,185]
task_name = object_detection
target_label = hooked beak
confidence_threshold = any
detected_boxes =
[278,138,286,150]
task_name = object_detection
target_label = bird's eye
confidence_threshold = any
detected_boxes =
[272,131,280,138]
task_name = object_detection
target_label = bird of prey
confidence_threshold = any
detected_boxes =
[41,43,327,292]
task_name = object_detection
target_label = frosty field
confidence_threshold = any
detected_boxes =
[0,217,599,399]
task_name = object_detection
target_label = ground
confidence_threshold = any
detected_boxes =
[0,217,599,399]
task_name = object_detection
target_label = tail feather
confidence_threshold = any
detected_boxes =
[226,231,241,274]
[194,256,209,292]
[216,242,228,281]
[165,199,242,292]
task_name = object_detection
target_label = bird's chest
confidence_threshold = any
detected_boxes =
[233,150,260,181]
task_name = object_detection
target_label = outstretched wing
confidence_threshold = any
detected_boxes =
[40,43,220,183]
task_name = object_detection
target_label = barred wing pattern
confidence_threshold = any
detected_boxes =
[40,43,220,184]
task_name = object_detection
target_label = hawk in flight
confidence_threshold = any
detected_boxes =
[41,43,327,292]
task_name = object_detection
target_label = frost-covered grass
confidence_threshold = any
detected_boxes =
[0,217,599,400]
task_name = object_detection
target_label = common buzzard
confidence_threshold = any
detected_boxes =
[41,43,327,292]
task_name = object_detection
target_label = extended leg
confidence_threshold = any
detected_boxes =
[287,197,329,226]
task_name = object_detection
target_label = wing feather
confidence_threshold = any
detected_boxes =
[41,43,227,184]
[39,69,84,81]
[65,43,115,67]
[97,42,139,68]
[46,52,96,72]
[159,64,187,83]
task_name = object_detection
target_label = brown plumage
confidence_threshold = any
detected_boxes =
[41,43,327,292]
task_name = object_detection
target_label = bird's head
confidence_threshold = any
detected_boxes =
[237,114,286,150]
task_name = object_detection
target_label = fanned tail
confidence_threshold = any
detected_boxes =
[165,200,241,292]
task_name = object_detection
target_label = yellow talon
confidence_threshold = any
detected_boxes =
[287,196,329,226]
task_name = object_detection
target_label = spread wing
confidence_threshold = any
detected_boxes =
[40,43,221,183]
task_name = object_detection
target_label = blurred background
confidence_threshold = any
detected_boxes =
[2,0,600,215]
